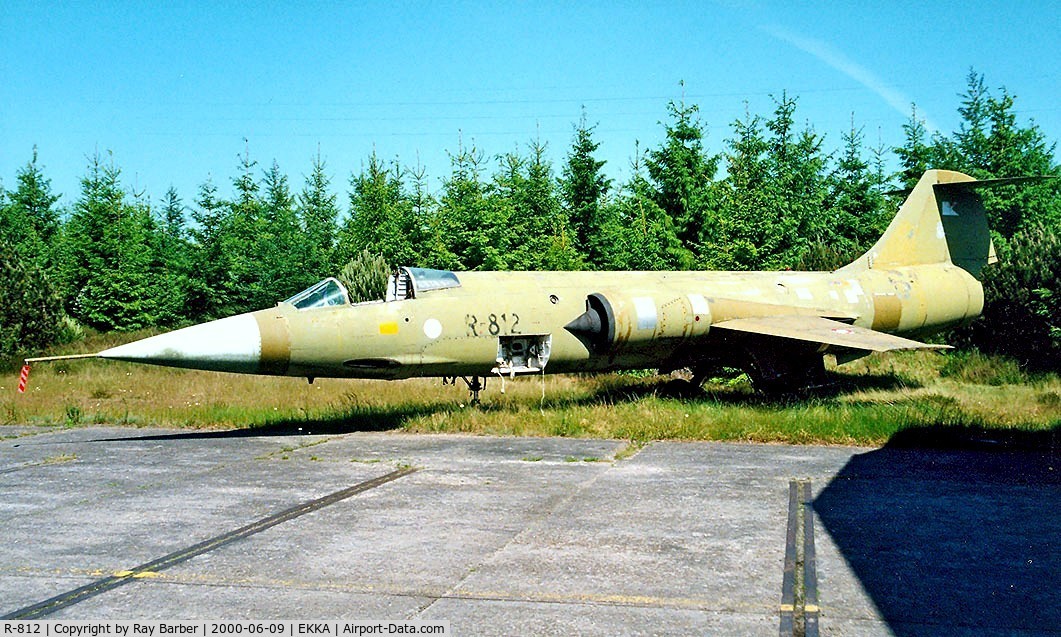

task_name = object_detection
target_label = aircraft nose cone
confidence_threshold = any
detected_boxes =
[99,313,263,373]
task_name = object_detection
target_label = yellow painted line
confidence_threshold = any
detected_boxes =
[805,604,820,613]
[449,588,763,611]
[779,604,795,612]
[379,322,399,335]
[132,571,162,579]
[6,468,418,620]
[113,570,160,579]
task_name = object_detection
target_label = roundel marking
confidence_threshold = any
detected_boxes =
[424,318,443,339]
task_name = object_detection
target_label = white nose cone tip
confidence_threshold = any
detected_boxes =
[99,313,262,373]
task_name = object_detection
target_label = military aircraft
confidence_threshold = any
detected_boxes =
[24,169,1016,400]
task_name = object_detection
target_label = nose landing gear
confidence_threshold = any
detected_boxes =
[442,376,488,405]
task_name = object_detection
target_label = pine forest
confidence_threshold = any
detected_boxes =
[3,72,1060,369]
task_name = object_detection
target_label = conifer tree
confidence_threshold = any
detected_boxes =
[710,96,829,270]
[298,151,339,279]
[436,140,493,269]
[905,72,1061,243]
[764,93,829,269]
[0,151,69,354]
[489,140,576,271]
[1,147,62,272]
[222,147,266,311]
[481,150,522,270]
[560,111,612,267]
[338,249,391,303]
[976,84,1059,238]
[605,148,693,270]
[60,152,164,330]
[148,187,193,325]
[218,150,309,311]
[335,153,420,271]
[523,137,582,270]
[823,121,888,259]
[261,159,313,299]
[644,98,719,252]
[929,72,1061,361]
[0,251,66,355]
[187,177,231,319]
[954,70,992,174]
[894,106,935,191]
[160,187,187,241]
[408,160,456,270]
[709,108,772,270]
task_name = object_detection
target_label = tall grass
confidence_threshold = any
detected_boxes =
[4,332,1060,446]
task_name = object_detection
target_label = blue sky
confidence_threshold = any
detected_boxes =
[2,1,1058,210]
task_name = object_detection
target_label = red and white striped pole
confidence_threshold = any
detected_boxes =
[17,364,31,394]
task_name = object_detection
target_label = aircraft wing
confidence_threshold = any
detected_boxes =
[712,315,951,352]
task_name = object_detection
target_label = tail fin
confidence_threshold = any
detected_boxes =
[840,169,997,279]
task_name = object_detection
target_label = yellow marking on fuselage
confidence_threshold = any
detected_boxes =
[379,322,399,335]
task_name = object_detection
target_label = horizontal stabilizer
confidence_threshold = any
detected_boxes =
[713,315,951,352]
[936,175,1055,191]
[886,175,1054,197]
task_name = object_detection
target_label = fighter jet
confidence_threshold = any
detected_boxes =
[26,170,1015,398]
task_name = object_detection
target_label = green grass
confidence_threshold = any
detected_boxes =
[3,331,1060,446]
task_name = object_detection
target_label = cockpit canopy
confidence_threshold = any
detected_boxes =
[284,277,351,310]
[283,268,461,310]
[386,267,461,301]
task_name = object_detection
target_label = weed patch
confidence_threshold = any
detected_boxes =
[940,351,1029,385]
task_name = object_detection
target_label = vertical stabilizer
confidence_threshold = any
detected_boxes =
[839,169,997,279]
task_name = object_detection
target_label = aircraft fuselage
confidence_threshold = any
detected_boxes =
[238,264,981,381]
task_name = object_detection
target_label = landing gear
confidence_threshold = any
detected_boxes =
[443,376,488,405]
[464,376,485,405]
[744,348,829,394]
[688,367,711,388]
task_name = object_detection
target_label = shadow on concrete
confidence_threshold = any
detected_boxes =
[88,405,444,442]
[814,425,1061,635]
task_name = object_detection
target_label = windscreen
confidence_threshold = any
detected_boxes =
[283,278,351,309]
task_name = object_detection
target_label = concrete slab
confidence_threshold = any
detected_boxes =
[1,425,1057,636]
[419,598,774,637]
